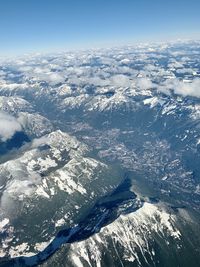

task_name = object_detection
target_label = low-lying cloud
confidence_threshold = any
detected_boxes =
[136,78,153,90]
[110,75,132,87]
[0,112,22,142]
[174,78,200,98]
[159,78,200,98]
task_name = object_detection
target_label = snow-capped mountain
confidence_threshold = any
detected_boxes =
[45,202,200,267]
[0,40,200,267]
[0,129,120,260]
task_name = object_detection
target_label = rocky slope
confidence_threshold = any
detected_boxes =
[0,40,200,266]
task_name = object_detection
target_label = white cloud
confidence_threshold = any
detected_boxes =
[21,66,66,85]
[46,73,65,85]
[0,112,22,141]
[31,136,49,148]
[137,78,153,90]
[0,82,28,91]
[110,75,132,87]
[174,78,200,97]
[159,78,200,98]
[175,68,194,74]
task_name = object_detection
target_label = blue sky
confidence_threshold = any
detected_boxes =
[0,0,200,55]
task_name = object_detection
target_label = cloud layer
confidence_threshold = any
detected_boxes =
[174,78,200,98]
[159,78,200,98]
[0,112,22,141]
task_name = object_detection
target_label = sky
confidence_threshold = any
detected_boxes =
[0,0,200,56]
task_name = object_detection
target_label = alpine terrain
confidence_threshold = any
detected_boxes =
[0,40,200,267]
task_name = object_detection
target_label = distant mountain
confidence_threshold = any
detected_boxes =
[0,40,200,267]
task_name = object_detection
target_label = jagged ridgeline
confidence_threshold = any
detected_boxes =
[0,41,200,267]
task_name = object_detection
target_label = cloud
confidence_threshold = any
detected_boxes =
[174,79,200,97]
[31,136,49,148]
[21,66,66,85]
[0,112,22,141]
[0,82,28,91]
[136,78,153,90]
[45,73,65,85]
[110,75,132,87]
[175,68,194,74]
[159,78,200,98]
